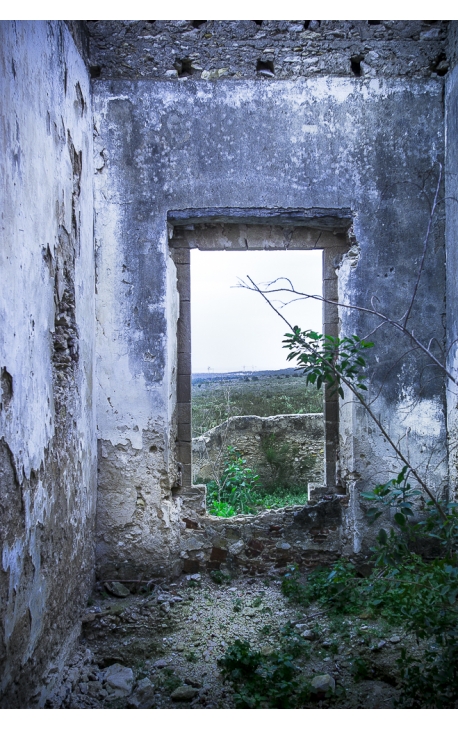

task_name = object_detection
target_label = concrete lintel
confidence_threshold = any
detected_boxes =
[168,207,353,231]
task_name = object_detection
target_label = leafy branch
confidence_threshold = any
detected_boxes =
[245,275,446,516]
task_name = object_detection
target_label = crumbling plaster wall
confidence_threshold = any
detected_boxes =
[446,21,458,496]
[93,74,447,576]
[87,20,449,81]
[0,22,96,706]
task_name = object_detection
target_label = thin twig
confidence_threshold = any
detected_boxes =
[238,281,457,387]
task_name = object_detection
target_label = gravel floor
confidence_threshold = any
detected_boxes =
[46,572,404,709]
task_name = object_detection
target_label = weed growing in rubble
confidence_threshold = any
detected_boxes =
[281,542,458,707]
[207,447,260,516]
[156,668,181,693]
[207,446,308,516]
[218,638,311,708]
[210,569,232,585]
[278,467,458,705]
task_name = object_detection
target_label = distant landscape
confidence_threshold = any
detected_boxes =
[192,368,323,438]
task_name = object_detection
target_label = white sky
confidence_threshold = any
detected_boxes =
[191,249,322,373]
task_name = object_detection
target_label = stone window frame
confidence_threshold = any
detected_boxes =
[168,207,352,494]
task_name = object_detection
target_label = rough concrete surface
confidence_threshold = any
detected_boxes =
[87,20,449,81]
[446,25,458,496]
[0,21,96,706]
[93,74,447,575]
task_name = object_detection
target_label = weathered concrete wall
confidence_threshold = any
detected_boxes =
[446,22,458,497]
[93,75,447,575]
[192,414,324,487]
[87,20,449,80]
[0,22,96,706]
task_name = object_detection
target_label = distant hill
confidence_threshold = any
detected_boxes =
[192,368,303,384]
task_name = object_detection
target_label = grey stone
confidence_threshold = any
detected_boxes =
[131,677,156,707]
[302,630,318,641]
[105,581,130,598]
[171,685,198,701]
[311,674,336,695]
[87,680,102,697]
[389,635,402,644]
[185,678,202,688]
[228,540,245,556]
[156,594,170,603]
[371,640,387,651]
[104,664,134,696]
[153,659,168,668]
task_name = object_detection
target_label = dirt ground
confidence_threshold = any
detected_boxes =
[45,570,410,709]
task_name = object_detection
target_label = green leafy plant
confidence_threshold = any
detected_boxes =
[283,327,374,398]
[218,639,310,708]
[207,447,260,516]
[210,569,232,585]
[261,433,297,488]
[349,656,370,682]
[282,561,362,614]
[209,501,236,518]
[282,552,458,707]
[361,467,458,564]
[156,667,182,692]
[185,650,198,663]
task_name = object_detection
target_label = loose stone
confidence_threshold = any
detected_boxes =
[170,685,198,701]
[104,582,130,598]
[311,674,336,696]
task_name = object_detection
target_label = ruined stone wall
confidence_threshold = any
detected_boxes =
[0,21,96,706]
[86,20,448,80]
[192,414,324,488]
[93,73,447,577]
[179,489,344,575]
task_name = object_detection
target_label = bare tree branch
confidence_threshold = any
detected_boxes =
[246,275,446,516]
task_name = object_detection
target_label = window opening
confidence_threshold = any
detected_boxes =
[169,216,350,515]
[191,249,323,517]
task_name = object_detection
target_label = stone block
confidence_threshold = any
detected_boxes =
[210,546,228,564]
[177,374,191,402]
[178,421,192,441]
[183,559,200,573]
[177,351,191,374]
[172,247,190,265]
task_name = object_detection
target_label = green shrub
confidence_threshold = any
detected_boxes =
[207,445,309,516]
[218,639,310,708]
[210,569,232,585]
[207,447,260,516]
